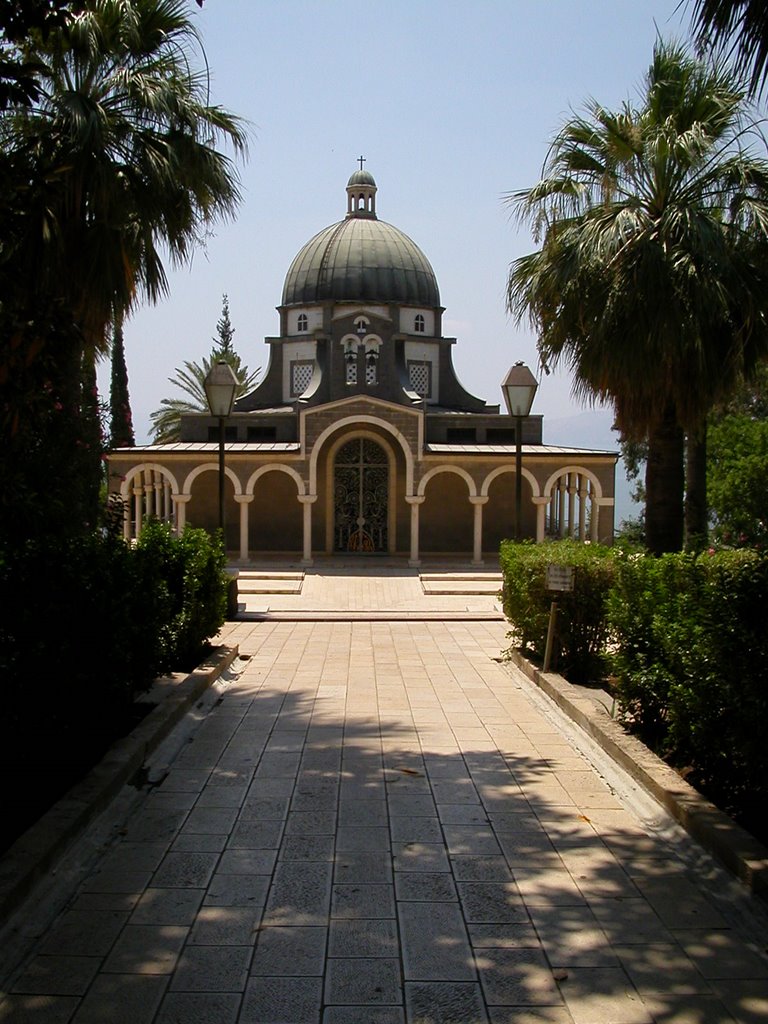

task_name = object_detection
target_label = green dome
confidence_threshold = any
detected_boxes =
[282,172,440,308]
[347,168,377,188]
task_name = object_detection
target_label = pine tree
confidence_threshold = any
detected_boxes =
[109,319,135,448]
[150,295,259,443]
[215,294,235,354]
[80,351,104,527]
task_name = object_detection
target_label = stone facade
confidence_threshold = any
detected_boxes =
[107,168,617,564]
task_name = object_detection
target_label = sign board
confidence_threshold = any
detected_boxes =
[546,564,575,592]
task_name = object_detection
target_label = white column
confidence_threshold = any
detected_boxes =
[578,477,588,541]
[234,495,253,563]
[469,496,488,565]
[122,489,131,541]
[590,486,600,541]
[133,486,143,538]
[174,493,191,533]
[163,480,171,521]
[298,494,317,566]
[533,497,549,543]
[568,474,577,539]
[406,495,424,567]
[153,473,163,519]
[558,479,567,538]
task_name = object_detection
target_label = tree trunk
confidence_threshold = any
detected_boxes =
[645,403,684,554]
[685,428,708,552]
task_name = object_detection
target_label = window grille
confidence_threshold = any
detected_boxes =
[292,361,313,396]
[408,361,430,398]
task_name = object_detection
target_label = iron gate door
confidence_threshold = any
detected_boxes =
[334,437,388,552]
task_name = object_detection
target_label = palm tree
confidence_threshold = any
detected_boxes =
[507,41,768,553]
[150,295,259,443]
[4,0,246,352]
[690,1,768,96]
[0,0,246,532]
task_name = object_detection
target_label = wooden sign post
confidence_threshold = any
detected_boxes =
[543,565,575,672]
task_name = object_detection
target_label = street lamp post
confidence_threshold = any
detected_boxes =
[204,360,239,542]
[501,361,538,540]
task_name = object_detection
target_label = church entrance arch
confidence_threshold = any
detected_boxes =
[333,437,389,553]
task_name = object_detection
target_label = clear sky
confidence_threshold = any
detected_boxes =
[103,0,692,476]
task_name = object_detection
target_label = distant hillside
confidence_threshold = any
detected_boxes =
[543,409,639,529]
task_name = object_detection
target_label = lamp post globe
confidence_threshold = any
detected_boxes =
[501,361,538,540]
[204,360,239,539]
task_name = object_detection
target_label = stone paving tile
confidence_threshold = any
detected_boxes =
[392,841,450,873]
[169,945,250,992]
[180,806,238,834]
[457,881,529,924]
[101,925,187,975]
[169,832,227,853]
[394,870,458,902]
[150,851,219,889]
[194,783,249,808]
[129,887,203,926]
[239,976,322,1023]
[328,919,399,958]
[324,957,401,1005]
[0,993,81,1023]
[262,861,333,926]
[612,943,715,996]
[38,910,128,957]
[399,901,476,981]
[216,848,277,875]
[671,929,768,981]
[331,881,396,919]
[468,921,541,948]
[476,946,563,1006]
[405,980,489,1024]
[71,975,168,1024]
[9,955,101,996]
[527,905,619,968]
[322,1007,405,1024]
[154,991,240,1024]
[334,850,393,883]
[556,967,654,1024]
[390,816,443,844]
[205,868,274,909]
[250,925,327,976]
[488,1008,576,1024]
[188,906,260,945]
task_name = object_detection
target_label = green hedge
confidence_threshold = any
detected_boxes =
[135,520,228,672]
[0,522,228,849]
[500,542,768,839]
[500,539,617,685]
[609,549,768,832]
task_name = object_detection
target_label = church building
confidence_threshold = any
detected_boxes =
[107,167,617,564]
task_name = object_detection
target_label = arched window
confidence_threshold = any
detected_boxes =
[414,314,425,333]
[297,313,308,332]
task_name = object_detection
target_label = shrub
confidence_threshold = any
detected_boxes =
[609,549,768,835]
[0,521,228,850]
[135,520,228,671]
[500,539,617,685]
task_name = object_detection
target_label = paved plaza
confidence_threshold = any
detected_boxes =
[1,563,767,1023]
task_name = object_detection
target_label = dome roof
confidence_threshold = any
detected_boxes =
[281,170,440,308]
[347,168,377,187]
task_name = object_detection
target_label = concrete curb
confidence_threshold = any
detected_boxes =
[0,643,238,923]
[508,650,768,903]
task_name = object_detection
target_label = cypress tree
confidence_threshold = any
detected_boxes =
[109,319,135,448]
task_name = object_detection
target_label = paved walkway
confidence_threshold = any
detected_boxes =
[1,563,767,1023]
